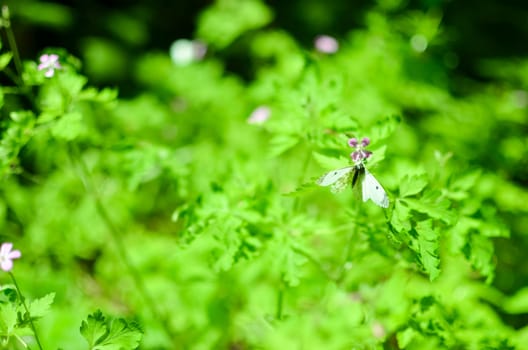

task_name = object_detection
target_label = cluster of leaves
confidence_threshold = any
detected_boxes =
[0,286,53,349]
[0,0,527,349]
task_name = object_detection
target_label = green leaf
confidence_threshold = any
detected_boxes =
[282,178,317,196]
[390,200,412,233]
[503,287,528,314]
[399,173,428,197]
[397,327,419,348]
[0,303,18,334]
[38,84,66,118]
[365,145,387,167]
[312,151,348,170]
[271,238,307,287]
[28,293,55,318]
[268,134,299,157]
[403,190,456,224]
[57,72,88,99]
[0,52,13,71]
[80,310,108,347]
[79,87,119,104]
[80,310,142,350]
[466,234,495,283]
[51,111,84,140]
[100,319,143,350]
[450,169,482,191]
[415,219,440,281]
[370,114,401,140]
[198,0,273,49]
[446,170,481,200]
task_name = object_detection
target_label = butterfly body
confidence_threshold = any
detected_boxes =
[317,164,389,208]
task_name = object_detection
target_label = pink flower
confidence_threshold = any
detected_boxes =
[349,137,372,164]
[314,35,339,54]
[0,243,21,272]
[38,54,61,78]
[247,106,271,125]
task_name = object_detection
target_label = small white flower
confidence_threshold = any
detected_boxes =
[247,106,271,125]
[38,54,62,77]
[170,39,207,66]
[0,243,21,272]
[314,35,339,54]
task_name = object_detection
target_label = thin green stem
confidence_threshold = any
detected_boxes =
[1,85,25,95]
[275,283,284,320]
[9,272,43,350]
[292,150,312,211]
[68,145,176,345]
[336,201,363,283]
[3,7,24,83]
[2,66,22,87]
[291,245,334,281]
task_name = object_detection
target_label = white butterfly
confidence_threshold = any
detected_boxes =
[316,165,389,208]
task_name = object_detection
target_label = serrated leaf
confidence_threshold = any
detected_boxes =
[51,111,84,140]
[57,72,87,98]
[0,303,18,333]
[446,170,482,200]
[80,310,108,347]
[399,174,428,197]
[268,134,299,157]
[390,201,412,233]
[403,190,456,224]
[0,52,13,71]
[467,234,495,283]
[272,239,307,287]
[79,87,119,103]
[283,179,317,196]
[97,318,142,350]
[28,293,55,318]
[415,220,440,281]
[282,247,306,287]
[80,310,142,350]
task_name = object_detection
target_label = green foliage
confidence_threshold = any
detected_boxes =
[0,0,527,349]
[80,310,142,350]
[0,286,54,349]
[197,0,273,49]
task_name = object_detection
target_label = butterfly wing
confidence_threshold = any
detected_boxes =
[316,166,355,193]
[361,168,389,208]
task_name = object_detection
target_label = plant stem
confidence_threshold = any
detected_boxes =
[9,272,43,350]
[291,245,334,281]
[276,283,284,320]
[292,150,312,213]
[3,6,24,83]
[336,201,363,283]
[68,145,177,345]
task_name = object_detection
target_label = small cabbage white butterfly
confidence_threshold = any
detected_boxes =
[316,165,360,193]
[361,168,389,208]
[317,164,389,208]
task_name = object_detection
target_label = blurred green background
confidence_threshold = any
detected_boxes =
[2,0,528,349]
[8,0,528,94]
